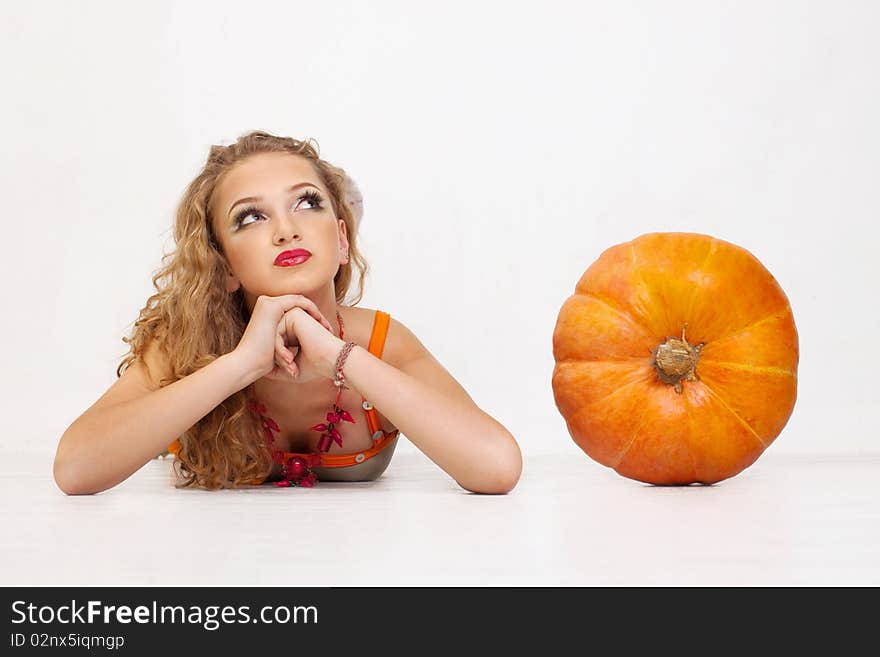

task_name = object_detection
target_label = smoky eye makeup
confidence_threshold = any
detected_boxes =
[231,189,325,230]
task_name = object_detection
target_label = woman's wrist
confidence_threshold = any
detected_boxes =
[322,336,349,380]
[224,350,264,388]
[330,340,359,388]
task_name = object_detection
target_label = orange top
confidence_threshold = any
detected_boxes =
[165,310,399,471]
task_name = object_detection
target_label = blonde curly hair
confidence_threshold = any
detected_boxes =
[116,130,369,489]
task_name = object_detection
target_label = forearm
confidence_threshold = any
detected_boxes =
[337,345,521,494]
[54,353,253,495]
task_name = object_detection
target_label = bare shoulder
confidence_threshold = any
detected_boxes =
[139,334,175,388]
[346,305,475,405]
[87,334,173,416]
[341,305,427,370]
[384,314,430,370]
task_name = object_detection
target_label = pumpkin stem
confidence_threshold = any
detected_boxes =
[652,323,705,394]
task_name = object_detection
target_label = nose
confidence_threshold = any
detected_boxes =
[272,212,302,245]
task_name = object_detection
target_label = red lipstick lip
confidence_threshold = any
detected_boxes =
[274,249,312,266]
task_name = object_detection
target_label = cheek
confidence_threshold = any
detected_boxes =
[224,239,263,273]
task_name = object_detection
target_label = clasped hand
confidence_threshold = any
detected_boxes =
[235,295,345,385]
[274,306,345,383]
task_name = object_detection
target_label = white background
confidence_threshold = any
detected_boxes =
[2,0,877,463]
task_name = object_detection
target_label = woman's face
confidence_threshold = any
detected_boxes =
[209,152,348,304]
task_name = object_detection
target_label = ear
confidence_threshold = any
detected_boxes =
[338,219,350,261]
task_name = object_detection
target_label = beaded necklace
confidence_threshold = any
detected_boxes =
[248,310,357,488]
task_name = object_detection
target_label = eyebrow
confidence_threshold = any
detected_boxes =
[227,181,322,221]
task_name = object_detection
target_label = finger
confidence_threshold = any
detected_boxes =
[278,295,334,332]
[301,299,334,332]
[280,349,298,378]
[276,295,320,319]
[280,358,297,379]
[272,352,296,379]
[289,350,301,379]
[268,362,294,382]
[295,299,333,332]
[275,328,293,364]
[277,312,299,350]
[275,320,297,375]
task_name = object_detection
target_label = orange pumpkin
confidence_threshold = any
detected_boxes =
[552,232,798,485]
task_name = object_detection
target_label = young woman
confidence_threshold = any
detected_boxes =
[54,131,522,495]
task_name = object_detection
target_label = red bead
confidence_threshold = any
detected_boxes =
[288,457,309,479]
[317,434,333,453]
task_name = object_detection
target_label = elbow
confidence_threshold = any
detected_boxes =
[53,436,98,496]
[489,453,523,494]
[462,434,523,495]
[53,457,93,496]
[472,472,519,496]
[54,461,81,496]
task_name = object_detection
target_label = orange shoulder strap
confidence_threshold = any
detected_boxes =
[362,310,392,437]
[366,309,391,358]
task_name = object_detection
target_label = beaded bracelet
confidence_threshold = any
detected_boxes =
[314,340,358,454]
[333,341,357,389]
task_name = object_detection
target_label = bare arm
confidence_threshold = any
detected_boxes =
[54,294,337,496]
[310,317,522,494]
[53,349,255,496]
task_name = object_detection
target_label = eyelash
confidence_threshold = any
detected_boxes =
[233,190,324,229]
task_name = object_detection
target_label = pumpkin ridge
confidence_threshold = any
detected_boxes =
[562,370,653,467]
[572,356,652,364]
[683,238,719,326]
[696,360,797,378]
[610,404,652,469]
[581,291,654,336]
[629,235,707,334]
[627,242,657,328]
[708,307,793,347]
[680,388,702,483]
[699,381,768,449]
[562,364,654,413]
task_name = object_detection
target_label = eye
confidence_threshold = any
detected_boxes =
[296,189,324,211]
[232,190,325,230]
[233,204,263,228]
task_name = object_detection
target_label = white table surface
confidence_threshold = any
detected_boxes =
[2,448,878,586]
